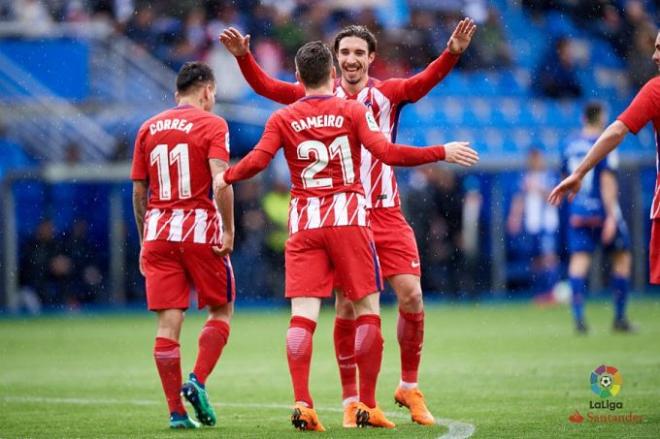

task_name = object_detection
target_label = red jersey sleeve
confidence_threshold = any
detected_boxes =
[377,49,460,103]
[617,77,660,134]
[223,113,283,184]
[351,103,446,165]
[205,116,230,161]
[236,52,305,105]
[130,126,148,180]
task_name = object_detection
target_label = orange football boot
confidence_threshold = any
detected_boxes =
[342,401,359,428]
[355,402,396,429]
[291,403,326,432]
[394,386,435,426]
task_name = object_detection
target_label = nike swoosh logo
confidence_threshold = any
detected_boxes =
[338,355,354,361]
[411,261,420,268]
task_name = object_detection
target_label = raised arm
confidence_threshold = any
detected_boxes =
[383,18,476,103]
[220,27,304,105]
[353,105,478,166]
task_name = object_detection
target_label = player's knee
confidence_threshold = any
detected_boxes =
[335,297,355,319]
[207,303,233,322]
[398,287,423,313]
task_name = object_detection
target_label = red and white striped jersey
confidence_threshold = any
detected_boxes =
[131,105,230,244]
[235,50,460,210]
[617,76,660,219]
[288,192,368,234]
[223,96,446,235]
[335,80,406,208]
[143,208,224,244]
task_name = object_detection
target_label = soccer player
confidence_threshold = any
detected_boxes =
[131,62,235,429]
[562,102,634,333]
[549,31,660,288]
[220,19,476,426]
[215,41,478,431]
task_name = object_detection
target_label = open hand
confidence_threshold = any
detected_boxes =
[548,174,583,205]
[219,27,250,56]
[444,142,479,167]
[447,18,477,54]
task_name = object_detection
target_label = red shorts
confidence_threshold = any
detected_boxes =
[285,226,383,301]
[650,219,660,285]
[142,240,235,311]
[370,207,421,278]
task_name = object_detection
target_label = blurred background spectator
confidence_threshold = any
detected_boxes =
[506,148,560,297]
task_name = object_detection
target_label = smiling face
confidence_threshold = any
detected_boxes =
[336,36,375,86]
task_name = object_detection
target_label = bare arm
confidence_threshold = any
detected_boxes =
[572,121,628,179]
[548,121,628,205]
[600,170,619,244]
[210,159,234,257]
[132,180,148,246]
[132,180,148,275]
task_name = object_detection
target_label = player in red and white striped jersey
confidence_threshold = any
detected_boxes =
[220,19,477,425]
[215,42,478,431]
[550,31,660,286]
[131,62,235,429]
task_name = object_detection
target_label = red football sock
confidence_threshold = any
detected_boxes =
[286,316,316,407]
[355,314,383,409]
[397,309,424,384]
[154,337,186,414]
[193,320,230,385]
[334,317,358,401]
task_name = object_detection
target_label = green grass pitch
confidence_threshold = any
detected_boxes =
[1,301,659,438]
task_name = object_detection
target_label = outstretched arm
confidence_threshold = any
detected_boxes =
[215,115,282,190]
[220,27,304,105]
[354,105,478,166]
[548,121,628,205]
[388,18,476,103]
[219,149,275,188]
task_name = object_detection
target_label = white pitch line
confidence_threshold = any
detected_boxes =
[1,395,475,438]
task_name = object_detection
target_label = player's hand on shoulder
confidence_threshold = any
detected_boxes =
[548,174,582,205]
[212,233,234,257]
[444,141,479,167]
[447,17,477,54]
[219,27,250,56]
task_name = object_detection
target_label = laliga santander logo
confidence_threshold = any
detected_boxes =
[590,364,622,398]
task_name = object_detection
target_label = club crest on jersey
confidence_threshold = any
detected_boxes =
[365,111,379,132]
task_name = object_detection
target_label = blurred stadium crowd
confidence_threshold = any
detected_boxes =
[1,0,659,312]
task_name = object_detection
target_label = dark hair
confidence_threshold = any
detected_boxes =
[584,101,603,124]
[176,61,215,94]
[333,25,377,54]
[295,41,333,87]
